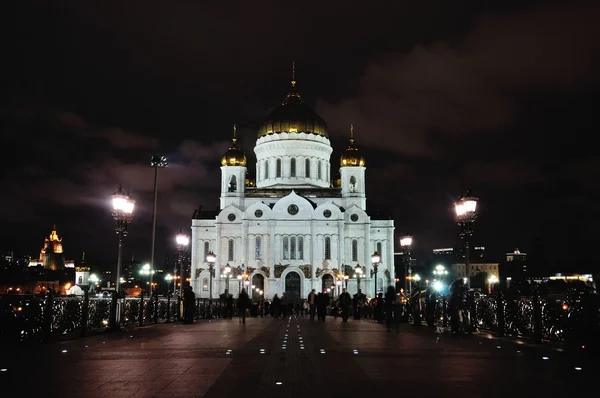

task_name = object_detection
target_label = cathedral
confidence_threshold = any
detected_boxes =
[190,73,395,301]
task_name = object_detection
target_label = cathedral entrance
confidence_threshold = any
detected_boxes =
[252,274,264,301]
[322,274,334,293]
[284,272,301,303]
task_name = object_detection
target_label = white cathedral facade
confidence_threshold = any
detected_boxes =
[190,76,395,301]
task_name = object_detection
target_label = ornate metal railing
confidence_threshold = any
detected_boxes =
[0,293,235,343]
[427,291,599,344]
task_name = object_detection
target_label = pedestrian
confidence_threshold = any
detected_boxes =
[238,288,250,324]
[338,288,351,322]
[308,289,317,321]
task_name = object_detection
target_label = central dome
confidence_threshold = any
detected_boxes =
[258,82,328,138]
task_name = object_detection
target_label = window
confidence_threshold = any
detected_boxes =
[324,237,331,260]
[264,160,269,179]
[78,276,82,284]
[276,159,282,178]
[204,242,209,261]
[290,158,296,177]
[298,236,304,260]
[317,161,322,180]
[228,239,234,261]
[202,277,209,291]
[283,237,289,260]
[305,158,310,178]
[255,236,262,260]
[376,242,382,255]
[290,237,296,259]
[349,176,356,192]
[228,175,237,192]
[352,239,358,261]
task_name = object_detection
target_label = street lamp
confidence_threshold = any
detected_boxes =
[455,193,478,288]
[175,230,190,302]
[432,264,448,279]
[488,274,498,294]
[223,263,232,294]
[353,264,363,292]
[237,274,243,293]
[110,187,135,331]
[370,251,380,296]
[149,156,168,297]
[139,263,154,294]
[206,251,216,316]
[165,273,174,294]
[344,274,349,289]
[400,235,413,294]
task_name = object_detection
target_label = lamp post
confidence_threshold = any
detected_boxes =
[353,264,363,293]
[344,274,349,289]
[400,235,413,294]
[139,263,154,295]
[165,274,173,294]
[370,251,381,296]
[223,264,232,293]
[237,274,243,293]
[110,187,135,331]
[149,156,167,297]
[206,251,216,316]
[454,193,478,289]
[175,230,190,300]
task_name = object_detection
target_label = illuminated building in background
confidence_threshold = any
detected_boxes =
[28,225,75,270]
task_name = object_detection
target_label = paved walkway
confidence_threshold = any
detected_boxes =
[0,317,596,397]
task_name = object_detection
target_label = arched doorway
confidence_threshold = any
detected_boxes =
[322,274,334,294]
[252,274,264,301]
[285,272,301,303]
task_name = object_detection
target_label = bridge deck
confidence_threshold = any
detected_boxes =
[0,317,595,397]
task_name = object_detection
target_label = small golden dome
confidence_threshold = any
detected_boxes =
[340,125,365,167]
[221,125,247,167]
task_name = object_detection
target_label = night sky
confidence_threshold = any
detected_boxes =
[1,1,599,273]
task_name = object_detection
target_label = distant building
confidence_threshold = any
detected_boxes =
[28,226,75,270]
[504,248,528,281]
[452,262,500,281]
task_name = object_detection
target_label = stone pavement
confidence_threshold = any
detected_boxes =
[0,316,596,398]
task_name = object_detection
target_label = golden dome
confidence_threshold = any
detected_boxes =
[340,125,365,167]
[258,65,328,138]
[221,125,247,167]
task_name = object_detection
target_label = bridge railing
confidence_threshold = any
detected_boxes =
[428,291,599,344]
[0,293,236,343]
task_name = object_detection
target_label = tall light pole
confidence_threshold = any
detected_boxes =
[110,187,135,331]
[370,251,381,296]
[400,235,413,294]
[175,230,190,300]
[149,156,168,297]
[454,193,478,288]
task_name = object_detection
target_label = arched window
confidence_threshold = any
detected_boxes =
[78,276,83,284]
[264,160,269,179]
[352,239,358,261]
[202,277,209,291]
[290,158,296,177]
[376,242,382,255]
[228,239,234,261]
[276,159,282,178]
[305,158,311,178]
[317,161,322,180]
[349,176,356,192]
[290,237,296,259]
[228,175,237,192]
[298,236,304,260]
[283,237,289,260]
[255,236,262,260]
[324,237,331,260]
[204,242,209,261]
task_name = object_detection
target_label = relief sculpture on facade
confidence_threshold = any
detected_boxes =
[260,266,270,278]
[195,268,204,279]
[274,263,289,278]
[299,264,311,279]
